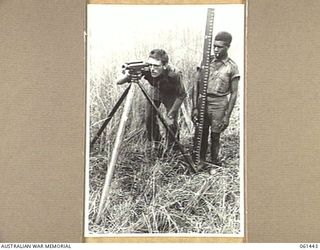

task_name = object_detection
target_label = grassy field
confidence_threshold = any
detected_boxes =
[87,72,241,234]
[86,6,243,235]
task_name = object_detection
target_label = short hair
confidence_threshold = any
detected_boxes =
[215,31,232,46]
[149,49,169,65]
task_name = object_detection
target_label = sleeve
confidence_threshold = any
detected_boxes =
[176,71,187,100]
[230,62,240,81]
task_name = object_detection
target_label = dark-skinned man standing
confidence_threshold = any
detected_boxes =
[192,31,240,165]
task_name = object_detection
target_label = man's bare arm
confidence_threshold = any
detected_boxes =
[225,77,239,119]
[219,77,239,131]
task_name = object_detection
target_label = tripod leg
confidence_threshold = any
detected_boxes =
[96,83,135,223]
[90,84,131,150]
[135,80,197,173]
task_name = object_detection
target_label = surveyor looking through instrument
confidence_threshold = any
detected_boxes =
[116,49,187,152]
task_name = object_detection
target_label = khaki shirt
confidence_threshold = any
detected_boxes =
[207,56,240,96]
[143,66,187,101]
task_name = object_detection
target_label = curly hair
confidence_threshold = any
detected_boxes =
[215,31,232,46]
[148,49,169,65]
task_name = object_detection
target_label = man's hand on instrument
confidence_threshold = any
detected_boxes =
[116,70,132,85]
[116,70,141,85]
[192,108,199,124]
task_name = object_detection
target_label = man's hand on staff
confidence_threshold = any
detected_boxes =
[165,114,175,126]
[191,108,198,124]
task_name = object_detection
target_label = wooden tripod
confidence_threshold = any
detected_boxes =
[93,77,196,223]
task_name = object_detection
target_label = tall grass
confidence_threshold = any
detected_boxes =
[88,125,240,234]
[87,17,241,235]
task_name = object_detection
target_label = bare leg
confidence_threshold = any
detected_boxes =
[210,132,221,164]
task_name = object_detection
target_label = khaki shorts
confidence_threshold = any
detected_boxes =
[204,95,228,133]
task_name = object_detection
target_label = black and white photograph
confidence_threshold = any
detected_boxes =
[85,4,245,237]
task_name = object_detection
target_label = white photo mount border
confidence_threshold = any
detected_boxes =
[85,2,246,242]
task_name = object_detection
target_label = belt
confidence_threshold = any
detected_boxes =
[206,93,228,97]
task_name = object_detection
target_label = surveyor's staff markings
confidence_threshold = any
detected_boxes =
[193,8,215,165]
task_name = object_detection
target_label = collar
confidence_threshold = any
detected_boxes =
[212,55,229,65]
